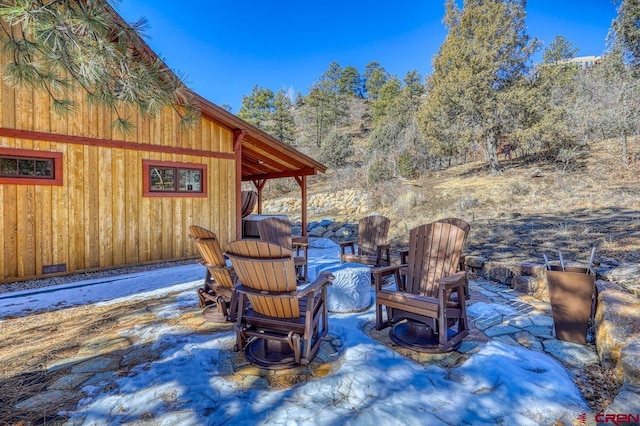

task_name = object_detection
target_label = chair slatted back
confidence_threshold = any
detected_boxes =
[436,218,470,247]
[225,240,300,318]
[405,222,466,298]
[189,225,234,288]
[358,215,390,255]
[258,217,293,249]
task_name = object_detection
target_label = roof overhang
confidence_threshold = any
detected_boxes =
[194,94,327,182]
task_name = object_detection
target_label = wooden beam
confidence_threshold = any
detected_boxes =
[234,130,245,239]
[242,167,317,182]
[253,179,267,214]
[0,127,235,160]
[295,175,308,237]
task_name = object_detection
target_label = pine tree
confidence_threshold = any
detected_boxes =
[418,0,539,173]
[270,90,296,144]
[0,0,198,133]
[363,62,389,100]
[612,0,640,68]
[238,85,274,129]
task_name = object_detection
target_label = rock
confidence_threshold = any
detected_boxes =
[465,256,487,269]
[594,284,640,373]
[322,230,335,239]
[541,339,599,368]
[308,226,327,238]
[291,225,302,236]
[620,342,640,388]
[327,222,343,232]
[512,275,549,302]
[483,262,514,285]
[307,221,319,230]
[334,227,350,238]
[517,262,546,276]
[15,389,77,412]
[600,264,640,296]
[319,219,333,228]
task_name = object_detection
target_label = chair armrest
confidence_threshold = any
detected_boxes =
[399,249,409,265]
[437,271,467,291]
[292,238,309,258]
[203,263,232,272]
[339,240,356,256]
[371,264,403,291]
[292,236,309,247]
[377,243,390,250]
[297,271,334,297]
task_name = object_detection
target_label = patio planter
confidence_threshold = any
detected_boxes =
[546,265,596,345]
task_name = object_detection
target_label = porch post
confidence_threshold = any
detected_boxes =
[294,175,307,237]
[233,130,245,240]
[253,179,267,214]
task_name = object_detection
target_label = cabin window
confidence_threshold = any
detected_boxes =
[0,148,63,185]
[143,160,207,197]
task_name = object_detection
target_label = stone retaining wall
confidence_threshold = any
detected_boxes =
[262,189,371,221]
[465,255,640,408]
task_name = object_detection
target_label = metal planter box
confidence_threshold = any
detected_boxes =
[546,265,596,345]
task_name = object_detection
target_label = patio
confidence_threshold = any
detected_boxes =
[0,240,633,425]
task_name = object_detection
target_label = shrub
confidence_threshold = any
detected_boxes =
[318,128,354,167]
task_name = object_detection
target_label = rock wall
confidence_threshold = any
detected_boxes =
[263,189,371,221]
[464,255,640,408]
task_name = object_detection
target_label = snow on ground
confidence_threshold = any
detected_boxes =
[1,239,590,424]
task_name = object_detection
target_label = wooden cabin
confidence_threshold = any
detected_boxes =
[0,12,326,283]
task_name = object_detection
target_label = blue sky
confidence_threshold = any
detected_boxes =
[114,1,618,112]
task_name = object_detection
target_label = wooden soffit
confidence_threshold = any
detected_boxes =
[195,94,327,182]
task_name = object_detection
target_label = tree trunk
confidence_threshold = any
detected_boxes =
[486,133,501,173]
[621,132,628,167]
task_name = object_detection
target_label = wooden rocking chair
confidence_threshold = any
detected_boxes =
[257,216,309,281]
[399,218,470,272]
[373,221,470,352]
[339,215,391,267]
[189,225,238,322]
[225,240,333,369]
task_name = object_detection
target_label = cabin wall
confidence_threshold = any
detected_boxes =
[0,58,237,281]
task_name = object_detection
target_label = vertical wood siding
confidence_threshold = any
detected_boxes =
[0,59,237,281]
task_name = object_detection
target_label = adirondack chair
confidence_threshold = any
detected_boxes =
[225,240,333,369]
[373,221,470,352]
[400,217,470,278]
[339,215,391,267]
[189,225,237,322]
[257,216,309,281]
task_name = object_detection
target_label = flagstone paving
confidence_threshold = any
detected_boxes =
[0,276,625,424]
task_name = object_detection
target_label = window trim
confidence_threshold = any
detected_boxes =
[142,160,207,198]
[0,148,63,186]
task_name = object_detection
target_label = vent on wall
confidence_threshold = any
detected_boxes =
[43,263,67,274]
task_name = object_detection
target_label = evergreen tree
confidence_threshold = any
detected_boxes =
[418,0,539,173]
[340,65,363,97]
[519,36,580,164]
[271,90,296,144]
[238,85,274,129]
[371,76,402,124]
[363,62,389,100]
[0,0,198,133]
[612,0,640,68]
[403,70,426,110]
